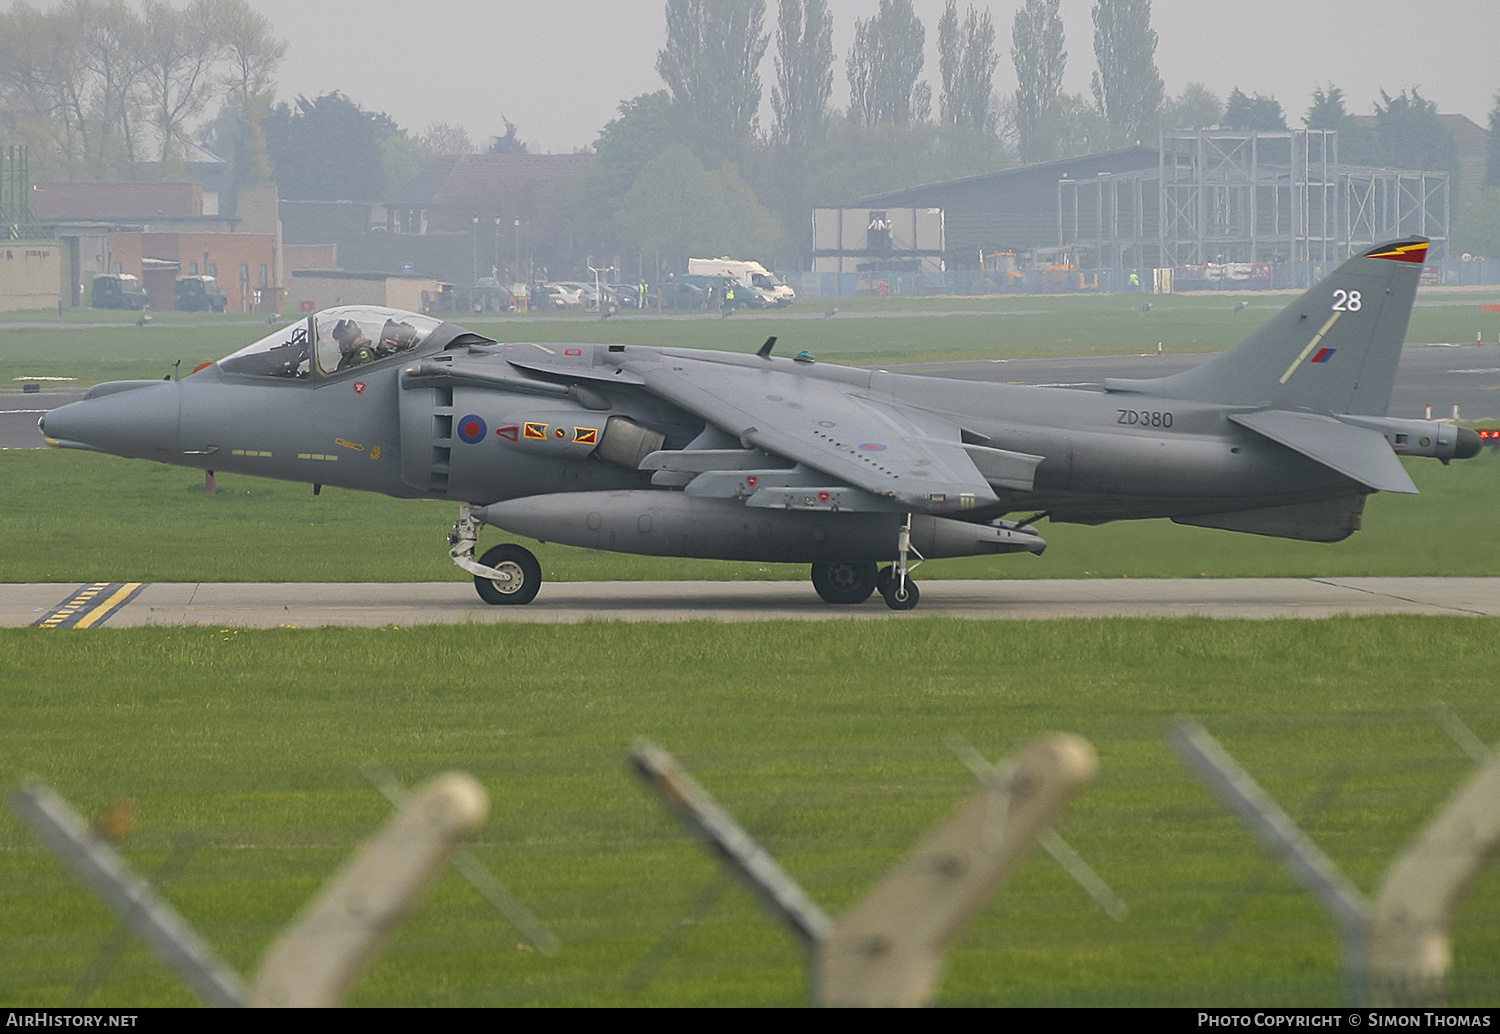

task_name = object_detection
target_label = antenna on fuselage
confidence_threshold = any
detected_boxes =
[757,336,776,359]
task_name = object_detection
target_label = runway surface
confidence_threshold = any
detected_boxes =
[5,578,1499,628]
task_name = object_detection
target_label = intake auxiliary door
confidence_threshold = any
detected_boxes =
[398,382,454,495]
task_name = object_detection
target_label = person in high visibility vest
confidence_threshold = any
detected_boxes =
[638,280,647,308]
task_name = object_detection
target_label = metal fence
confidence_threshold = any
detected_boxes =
[781,260,1500,299]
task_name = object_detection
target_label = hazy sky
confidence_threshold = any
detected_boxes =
[21,0,1500,154]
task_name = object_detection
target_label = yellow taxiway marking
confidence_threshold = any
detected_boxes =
[73,582,143,629]
[35,582,147,628]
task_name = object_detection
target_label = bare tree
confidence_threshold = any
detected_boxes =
[421,120,476,156]
[82,0,149,173]
[140,0,224,172]
[217,0,284,181]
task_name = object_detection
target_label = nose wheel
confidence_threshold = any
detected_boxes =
[473,543,542,606]
[449,503,544,606]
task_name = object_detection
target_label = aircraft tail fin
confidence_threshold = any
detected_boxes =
[1105,239,1428,416]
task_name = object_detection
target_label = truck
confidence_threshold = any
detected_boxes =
[90,274,148,310]
[174,274,228,312]
[686,257,795,307]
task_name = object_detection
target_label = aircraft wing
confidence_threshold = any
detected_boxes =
[622,354,1001,513]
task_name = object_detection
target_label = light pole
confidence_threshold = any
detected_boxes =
[514,218,520,284]
[470,215,479,286]
[493,216,501,280]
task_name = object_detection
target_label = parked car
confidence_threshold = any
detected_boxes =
[555,281,602,310]
[91,273,148,310]
[658,279,706,310]
[679,274,768,309]
[543,283,585,309]
[174,275,227,312]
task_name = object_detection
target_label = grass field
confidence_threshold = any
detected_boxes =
[1,445,1495,584]
[1,618,1497,1007]
[3,297,1499,1009]
[4,289,1500,385]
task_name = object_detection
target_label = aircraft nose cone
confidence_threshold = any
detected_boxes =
[42,382,180,458]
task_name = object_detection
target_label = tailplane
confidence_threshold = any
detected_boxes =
[1105,239,1427,416]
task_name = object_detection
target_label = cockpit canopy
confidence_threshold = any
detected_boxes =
[217,307,443,380]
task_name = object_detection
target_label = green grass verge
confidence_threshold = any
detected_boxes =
[4,291,1499,384]
[1,447,1496,583]
[1,618,1496,1006]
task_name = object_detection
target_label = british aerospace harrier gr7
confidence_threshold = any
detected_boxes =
[40,238,1478,610]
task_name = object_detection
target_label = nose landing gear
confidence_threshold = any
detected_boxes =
[449,503,543,605]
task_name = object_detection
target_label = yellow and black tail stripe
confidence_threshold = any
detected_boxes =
[34,582,147,629]
[1364,241,1429,264]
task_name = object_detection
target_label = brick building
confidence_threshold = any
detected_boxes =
[107,232,278,312]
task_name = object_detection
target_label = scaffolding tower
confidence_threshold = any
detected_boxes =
[1058,129,1448,270]
[2,145,45,240]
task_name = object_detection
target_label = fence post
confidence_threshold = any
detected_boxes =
[1369,753,1500,1005]
[630,734,1095,1007]
[1166,720,1373,1005]
[249,772,488,1006]
[9,784,247,1008]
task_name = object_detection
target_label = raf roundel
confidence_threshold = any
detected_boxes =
[457,414,487,444]
[858,443,887,452]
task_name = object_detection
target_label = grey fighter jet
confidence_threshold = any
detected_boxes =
[40,238,1479,610]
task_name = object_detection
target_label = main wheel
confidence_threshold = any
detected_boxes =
[474,543,542,605]
[811,561,879,604]
[880,577,920,611]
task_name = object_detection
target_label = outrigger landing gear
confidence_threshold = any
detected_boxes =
[878,513,923,611]
[449,503,543,605]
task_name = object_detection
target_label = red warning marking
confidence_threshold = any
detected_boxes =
[497,425,519,441]
[564,348,583,356]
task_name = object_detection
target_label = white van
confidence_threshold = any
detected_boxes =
[686,258,796,307]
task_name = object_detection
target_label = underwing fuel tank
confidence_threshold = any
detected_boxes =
[476,491,1046,563]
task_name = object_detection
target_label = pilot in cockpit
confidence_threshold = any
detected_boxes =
[332,318,377,370]
[376,318,420,358]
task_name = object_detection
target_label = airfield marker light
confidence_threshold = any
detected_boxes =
[1479,332,1484,348]
[1157,340,1163,356]
[1425,402,1432,421]
[205,470,215,494]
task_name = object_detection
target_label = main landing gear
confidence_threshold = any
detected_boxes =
[810,514,924,611]
[449,503,543,606]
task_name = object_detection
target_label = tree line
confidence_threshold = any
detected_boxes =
[0,0,283,182]
[5,0,1498,266]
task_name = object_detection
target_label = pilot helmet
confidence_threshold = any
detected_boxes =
[331,318,363,351]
